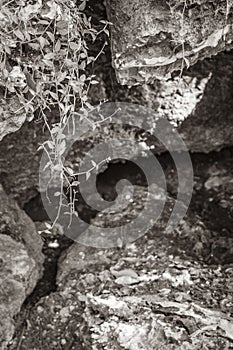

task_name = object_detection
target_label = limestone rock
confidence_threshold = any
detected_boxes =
[0,186,44,349]
[9,180,233,348]
[0,117,50,206]
[0,235,40,349]
[105,49,233,153]
[0,185,44,266]
[138,69,233,152]
[106,0,233,85]
[12,211,233,349]
[0,51,233,209]
[0,93,31,142]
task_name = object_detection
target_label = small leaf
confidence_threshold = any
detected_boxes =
[49,91,58,100]
[55,39,61,52]
[14,29,25,41]
[47,32,55,42]
[111,269,138,278]
[57,71,67,82]
[43,52,54,60]
[54,163,62,171]
[43,60,54,68]
[66,167,74,176]
[86,171,91,180]
[80,52,87,59]
[69,41,81,51]
[80,74,86,82]
[91,80,99,85]
[79,61,86,70]
[45,222,52,229]
[58,140,66,155]
[79,1,86,11]
[38,36,46,49]
[115,275,139,286]
[28,42,40,50]
[46,141,54,149]
[184,56,190,69]
[58,29,68,36]
[38,20,50,25]
[4,45,11,54]
[51,126,60,134]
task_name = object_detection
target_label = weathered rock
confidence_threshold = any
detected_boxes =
[9,184,233,349]
[106,0,233,85]
[106,49,233,153]
[0,44,233,208]
[0,185,44,266]
[0,93,32,142]
[85,293,233,349]
[0,235,40,349]
[11,226,233,349]
[0,118,49,206]
[139,71,233,152]
[0,185,44,349]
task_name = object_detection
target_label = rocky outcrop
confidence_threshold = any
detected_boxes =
[104,48,233,153]
[10,204,233,349]
[0,185,44,349]
[106,0,233,85]
[0,58,233,209]
[6,135,233,349]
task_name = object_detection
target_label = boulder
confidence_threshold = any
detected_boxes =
[104,48,233,152]
[0,93,32,142]
[106,0,233,85]
[0,185,44,348]
[11,215,233,349]
[9,184,233,348]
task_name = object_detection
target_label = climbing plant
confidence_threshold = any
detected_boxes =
[0,0,110,223]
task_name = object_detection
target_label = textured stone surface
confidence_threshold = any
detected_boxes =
[10,207,233,349]
[0,185,44,349]
[0,93,31,142]
[105,49,233,153]
[138,70,233,153]
[6,144,233,348]
[0,23,233,208]
[106,0,233,85]
[0,235,41,349]
[0,185,44,265]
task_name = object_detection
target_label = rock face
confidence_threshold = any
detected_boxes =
[0,60,233,210]
[6,138,233,349]
[105,48,233,153]
[0,93,30,142]
[137,64,233,152]
[0,118,49,206]
[0,185,44,349]
[11,207,233,349]
[106,0,233,85]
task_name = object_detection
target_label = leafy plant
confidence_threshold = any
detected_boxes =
[0,0,110,224]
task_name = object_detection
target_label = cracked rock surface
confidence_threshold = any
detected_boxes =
[9,209,233,349]
[8,173,233,349]
[0,185,44,349]
[106,0,233,85]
